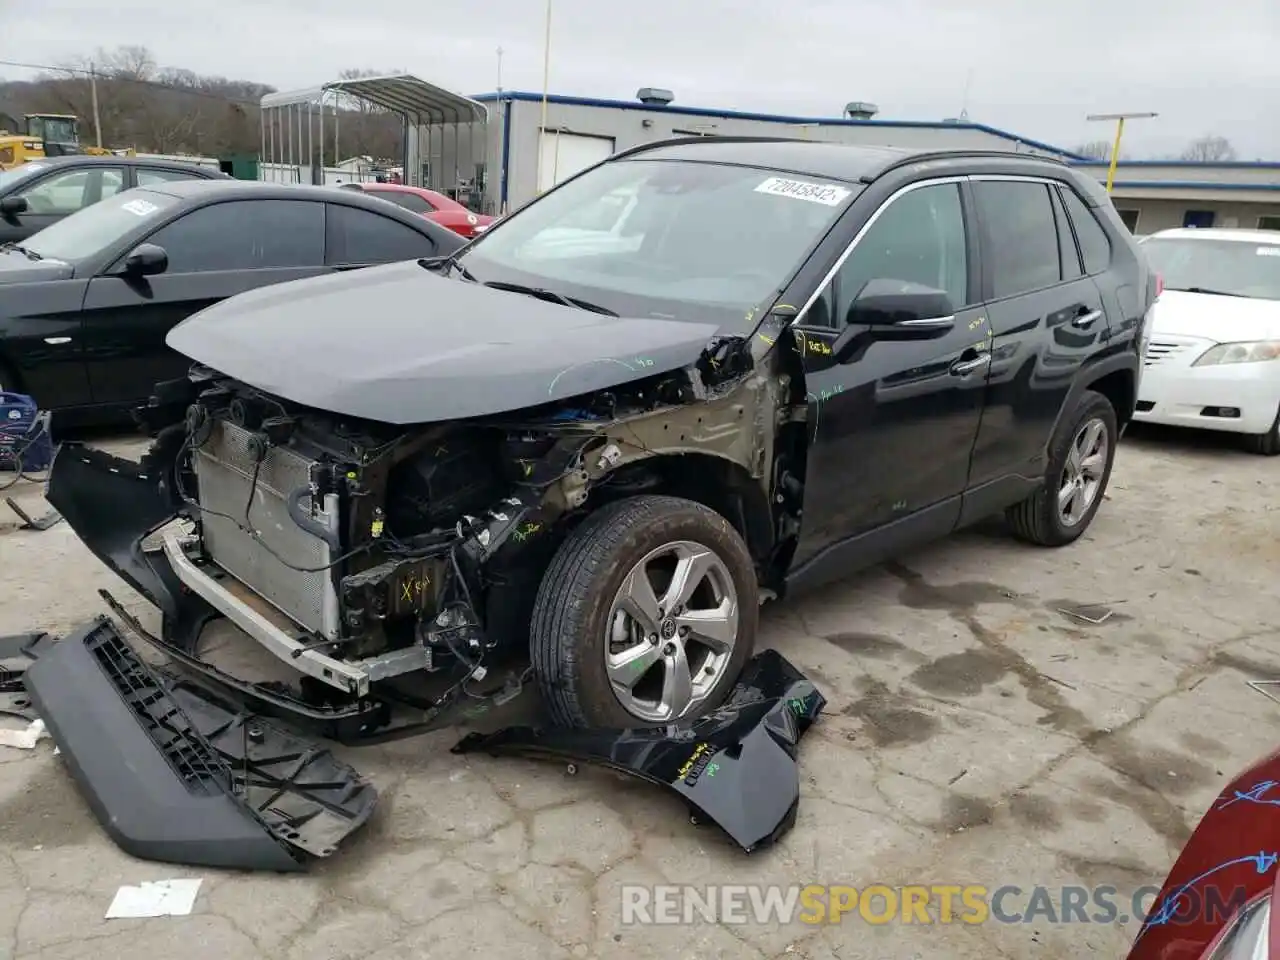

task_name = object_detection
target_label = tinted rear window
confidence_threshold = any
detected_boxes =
[975,180,1062,299]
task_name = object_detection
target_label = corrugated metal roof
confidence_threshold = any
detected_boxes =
[262,75,487,124]
[471,90,1086,160]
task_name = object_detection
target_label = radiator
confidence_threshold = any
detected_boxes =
[193,420,342,640]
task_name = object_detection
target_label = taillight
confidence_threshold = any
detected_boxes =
[1155,273,1164,299]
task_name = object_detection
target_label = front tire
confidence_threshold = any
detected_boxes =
[530,494,758,729]
[1006,389,1118,547]
[1244,406,1280,456]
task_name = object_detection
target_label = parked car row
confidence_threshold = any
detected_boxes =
[0,175,463,423]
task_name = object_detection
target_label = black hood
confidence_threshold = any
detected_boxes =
[166,260,721,424]
[0,249,74,283]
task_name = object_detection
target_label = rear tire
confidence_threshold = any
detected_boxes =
[530,495,758,729]
[1244,407,1280,456]
[1006,389,1118,547]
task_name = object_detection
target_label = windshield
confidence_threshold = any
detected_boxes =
[462,158,858,326]
[1143,237,1280,301]
[39,118,78,145]
[21,188,179,262]
[0,163,49,192]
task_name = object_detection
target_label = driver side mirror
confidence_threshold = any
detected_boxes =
[832,279,956,363]
[0,196,28,217]
[122,243,168,277]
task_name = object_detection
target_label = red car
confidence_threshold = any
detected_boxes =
[1127,746,1280,959]
[339,182,494,238]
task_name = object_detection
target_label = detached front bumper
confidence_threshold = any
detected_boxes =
[24,616,377,871]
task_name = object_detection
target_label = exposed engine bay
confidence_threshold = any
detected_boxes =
[54,330,807,742]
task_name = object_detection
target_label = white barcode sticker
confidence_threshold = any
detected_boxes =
[1256,246,1280,257]
[755,177,852,206]
[121,199,159,216]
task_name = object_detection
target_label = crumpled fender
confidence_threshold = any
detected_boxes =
[453,648,825,853]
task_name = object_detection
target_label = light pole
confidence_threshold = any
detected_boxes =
[1086,112,1158,194]
[535,0,553,194]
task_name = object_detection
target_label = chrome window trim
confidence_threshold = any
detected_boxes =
[791,175,968,327]
[791,172,1075,327]
[968,174,1063,185]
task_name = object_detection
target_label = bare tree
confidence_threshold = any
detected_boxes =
[1181,135,1238,162]
[1071,140,1114,161]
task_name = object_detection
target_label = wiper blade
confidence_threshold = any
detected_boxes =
[482,280,619,317]
[418,252,476,282]
[0,242,41,261]
[1166,286,1245,298]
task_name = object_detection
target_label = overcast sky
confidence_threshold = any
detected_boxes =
[7,0,1279,159]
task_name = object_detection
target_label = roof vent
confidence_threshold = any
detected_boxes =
[845,101,879,120]
[637,87,674,106]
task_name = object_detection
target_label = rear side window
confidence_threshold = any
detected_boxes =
[136,167,208,187]
[1050,188,1083,281]
[974,180,1061,300]
[1059,188,1113,275]
[145,200,325,273]
[326,203,439,264]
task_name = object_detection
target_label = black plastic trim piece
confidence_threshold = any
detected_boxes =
[454,648,825,853]
[24,617,377,871]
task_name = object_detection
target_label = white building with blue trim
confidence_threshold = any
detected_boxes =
[258,77,1280,233]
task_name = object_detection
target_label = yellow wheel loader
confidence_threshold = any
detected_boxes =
[0,113,84,170]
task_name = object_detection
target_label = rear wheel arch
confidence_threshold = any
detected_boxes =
[1087,367,1137,429]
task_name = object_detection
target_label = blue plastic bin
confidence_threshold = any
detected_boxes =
[0,392,55,472]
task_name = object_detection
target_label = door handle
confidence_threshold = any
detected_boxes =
[1072,309,1103,329]
[950,354,991,376]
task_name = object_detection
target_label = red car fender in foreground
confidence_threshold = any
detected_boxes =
[1127,747,1280,960]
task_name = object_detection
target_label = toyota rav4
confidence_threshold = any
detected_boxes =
[47,138,1153,744]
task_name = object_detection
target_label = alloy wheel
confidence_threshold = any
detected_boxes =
[603,539,739,723]
[1058,417,1109,527]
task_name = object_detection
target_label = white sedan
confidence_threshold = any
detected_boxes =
[1134,228,1280,455]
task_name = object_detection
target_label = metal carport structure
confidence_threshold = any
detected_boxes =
[259,75,488,198]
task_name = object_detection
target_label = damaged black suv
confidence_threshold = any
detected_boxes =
[49,138,1152,742]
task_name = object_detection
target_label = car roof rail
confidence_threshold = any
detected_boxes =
[872,148,1072,178]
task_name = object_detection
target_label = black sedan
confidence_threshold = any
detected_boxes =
[0,155,230,244]
[0,180,465,423]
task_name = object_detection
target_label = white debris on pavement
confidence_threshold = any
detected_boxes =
[0,718,48,750]
[105,878,204,919]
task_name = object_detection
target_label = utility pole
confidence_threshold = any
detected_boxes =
[496,46,504,95]
[535,0,552,194]
[1086,111,1158,193]
[89,61,102,148]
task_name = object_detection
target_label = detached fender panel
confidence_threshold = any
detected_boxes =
[24,617,377,871]
[453,649,825,853]
[44,443,183,617]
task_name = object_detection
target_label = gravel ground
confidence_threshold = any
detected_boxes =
[0,423,1277,960]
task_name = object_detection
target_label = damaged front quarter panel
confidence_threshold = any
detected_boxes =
[452,344,790,573]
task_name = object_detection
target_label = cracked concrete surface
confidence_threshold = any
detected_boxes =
[0,423,1277,959]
